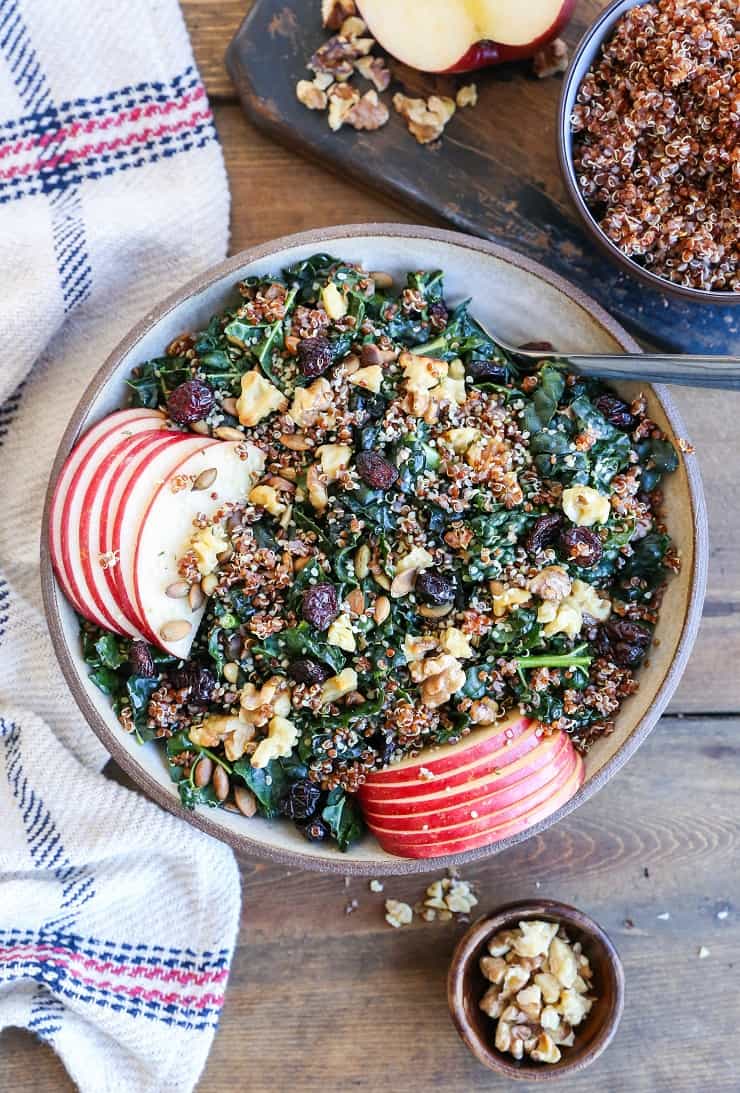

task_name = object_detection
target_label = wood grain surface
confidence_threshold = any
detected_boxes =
[2,3,738,1090]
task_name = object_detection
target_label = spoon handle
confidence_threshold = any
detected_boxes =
[565,354,740,390]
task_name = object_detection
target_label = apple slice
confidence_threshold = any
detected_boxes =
[80,431,188,637]
[363,712,532,785]
[358,0,575,73]
[374,756,584,858]
[365,735,577,843]
[359,721,543,803]
[48,409,167,624]
[360,731,570,822]
[117,439,265,656]
[107,436,221,641]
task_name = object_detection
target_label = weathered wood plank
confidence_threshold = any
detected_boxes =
[3,716,737,1091]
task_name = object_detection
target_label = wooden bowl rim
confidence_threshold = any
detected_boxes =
[40,222,708,875]
[447,899,625,1079]
[557,0,740,306]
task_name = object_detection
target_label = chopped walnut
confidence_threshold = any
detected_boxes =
[392,92,456,144]
[409,653,466,709]
[296,78,328,111]
[479,920,597,1066]
[321,0,356,30]
[344,88,389,131]
[456,83,478,108]
[385,899,413,928]
[354,54,391,92]
[533,37,569,79]
[530,565,572,602]
[327,81,361,130]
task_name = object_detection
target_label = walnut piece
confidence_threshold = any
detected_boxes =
[327,81,361,130]
[456,83,478,108]
[321,0,356,30]
[533,37,569,79]
[393,92,456,144]
[479,920,597,1066]
[296,78,328,111]
[409,653,466,709]
[354,54,391,92]
[530,565,572,603]
[344,88,389,131]
[385,899,413,928]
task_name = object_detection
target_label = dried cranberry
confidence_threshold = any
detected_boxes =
[280,779,322,821]
[559,526,603,568]
[298,816,330,843]
[428,300,449,330]
[166,379,215,425]
[594,394,635,431]
[129,640,156,678]
[168,663,215,703]
[297,335,333,378]
[288,657,332,685]
[596,618,652,667]
[526,513,564,554]
[356,450,398,490]
[368,729,396,766]
[415,570,456,605]
[301,583,339,630]
[466,359,508,385]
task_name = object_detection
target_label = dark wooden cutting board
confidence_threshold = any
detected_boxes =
[225,0,739,355]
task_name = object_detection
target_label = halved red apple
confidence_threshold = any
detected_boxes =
[49,409,168,625]
[80,431,188,637]
[360,730,570,821]
[362,712,532,785]
[357,0,575,73]
[373,757,584,858]
[359,719,543,803]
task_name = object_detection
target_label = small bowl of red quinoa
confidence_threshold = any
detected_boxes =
[558,0,739,304]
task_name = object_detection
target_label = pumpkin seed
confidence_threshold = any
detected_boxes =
[160,619,192,642]
[346,588,365,615]
[279,432,312,451]
[234,785,258,817]
[165,580,190,599]
[370,270,393,289]
[214,425,244,441]
[373,595,390,624]
[194,756,213,788]
[188,583,205,611]
[192,467,217,491]
[201,573,219,596]
[222,396,238,416]
[212,764,230,802]
[354,543,370,580]
[417,602,454,619]
[190,419,210,436]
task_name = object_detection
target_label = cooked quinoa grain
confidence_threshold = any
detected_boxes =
[572,0,740,293]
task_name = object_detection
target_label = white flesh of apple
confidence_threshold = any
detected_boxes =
[108,436,218,638]
[130,440,265,657]
[358,0,567,69]
[49,409,165,621]
[81,431,181,637]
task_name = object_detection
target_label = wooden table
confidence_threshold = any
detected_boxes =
[3,4,738,1090]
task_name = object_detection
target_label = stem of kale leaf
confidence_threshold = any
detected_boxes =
[514,645,592,686]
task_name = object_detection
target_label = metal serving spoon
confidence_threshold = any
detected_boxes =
[478,328,740,391]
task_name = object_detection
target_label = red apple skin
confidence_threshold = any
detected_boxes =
[366,742,576,845]
[98,433,186,637]
[374,757,584,858]
[360,721,542,802]
[443,1,576,72]
[363,713,531,785]
[361,732,570,822]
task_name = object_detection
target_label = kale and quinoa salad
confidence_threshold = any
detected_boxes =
[81,254,680,852]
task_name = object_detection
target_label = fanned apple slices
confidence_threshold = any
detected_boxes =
[49,409,264,657]
[358,713,584,858]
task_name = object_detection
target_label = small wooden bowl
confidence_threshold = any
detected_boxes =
[448,900,624,1080]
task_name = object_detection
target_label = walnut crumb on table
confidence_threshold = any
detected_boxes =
[533,37,569,79]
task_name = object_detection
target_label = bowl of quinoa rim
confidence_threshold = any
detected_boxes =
[558,0,739,304]
[41,224,707,874]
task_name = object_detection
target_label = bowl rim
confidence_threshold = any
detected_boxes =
[40,222,708,875]
[557,0,739,307]
[447,899,625,1079]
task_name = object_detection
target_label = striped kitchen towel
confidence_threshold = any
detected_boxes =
[0,1,240,1090]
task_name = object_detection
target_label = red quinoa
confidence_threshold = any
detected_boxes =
[572,0,739,293]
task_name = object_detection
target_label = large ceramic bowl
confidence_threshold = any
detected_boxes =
[41,225,707,874]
